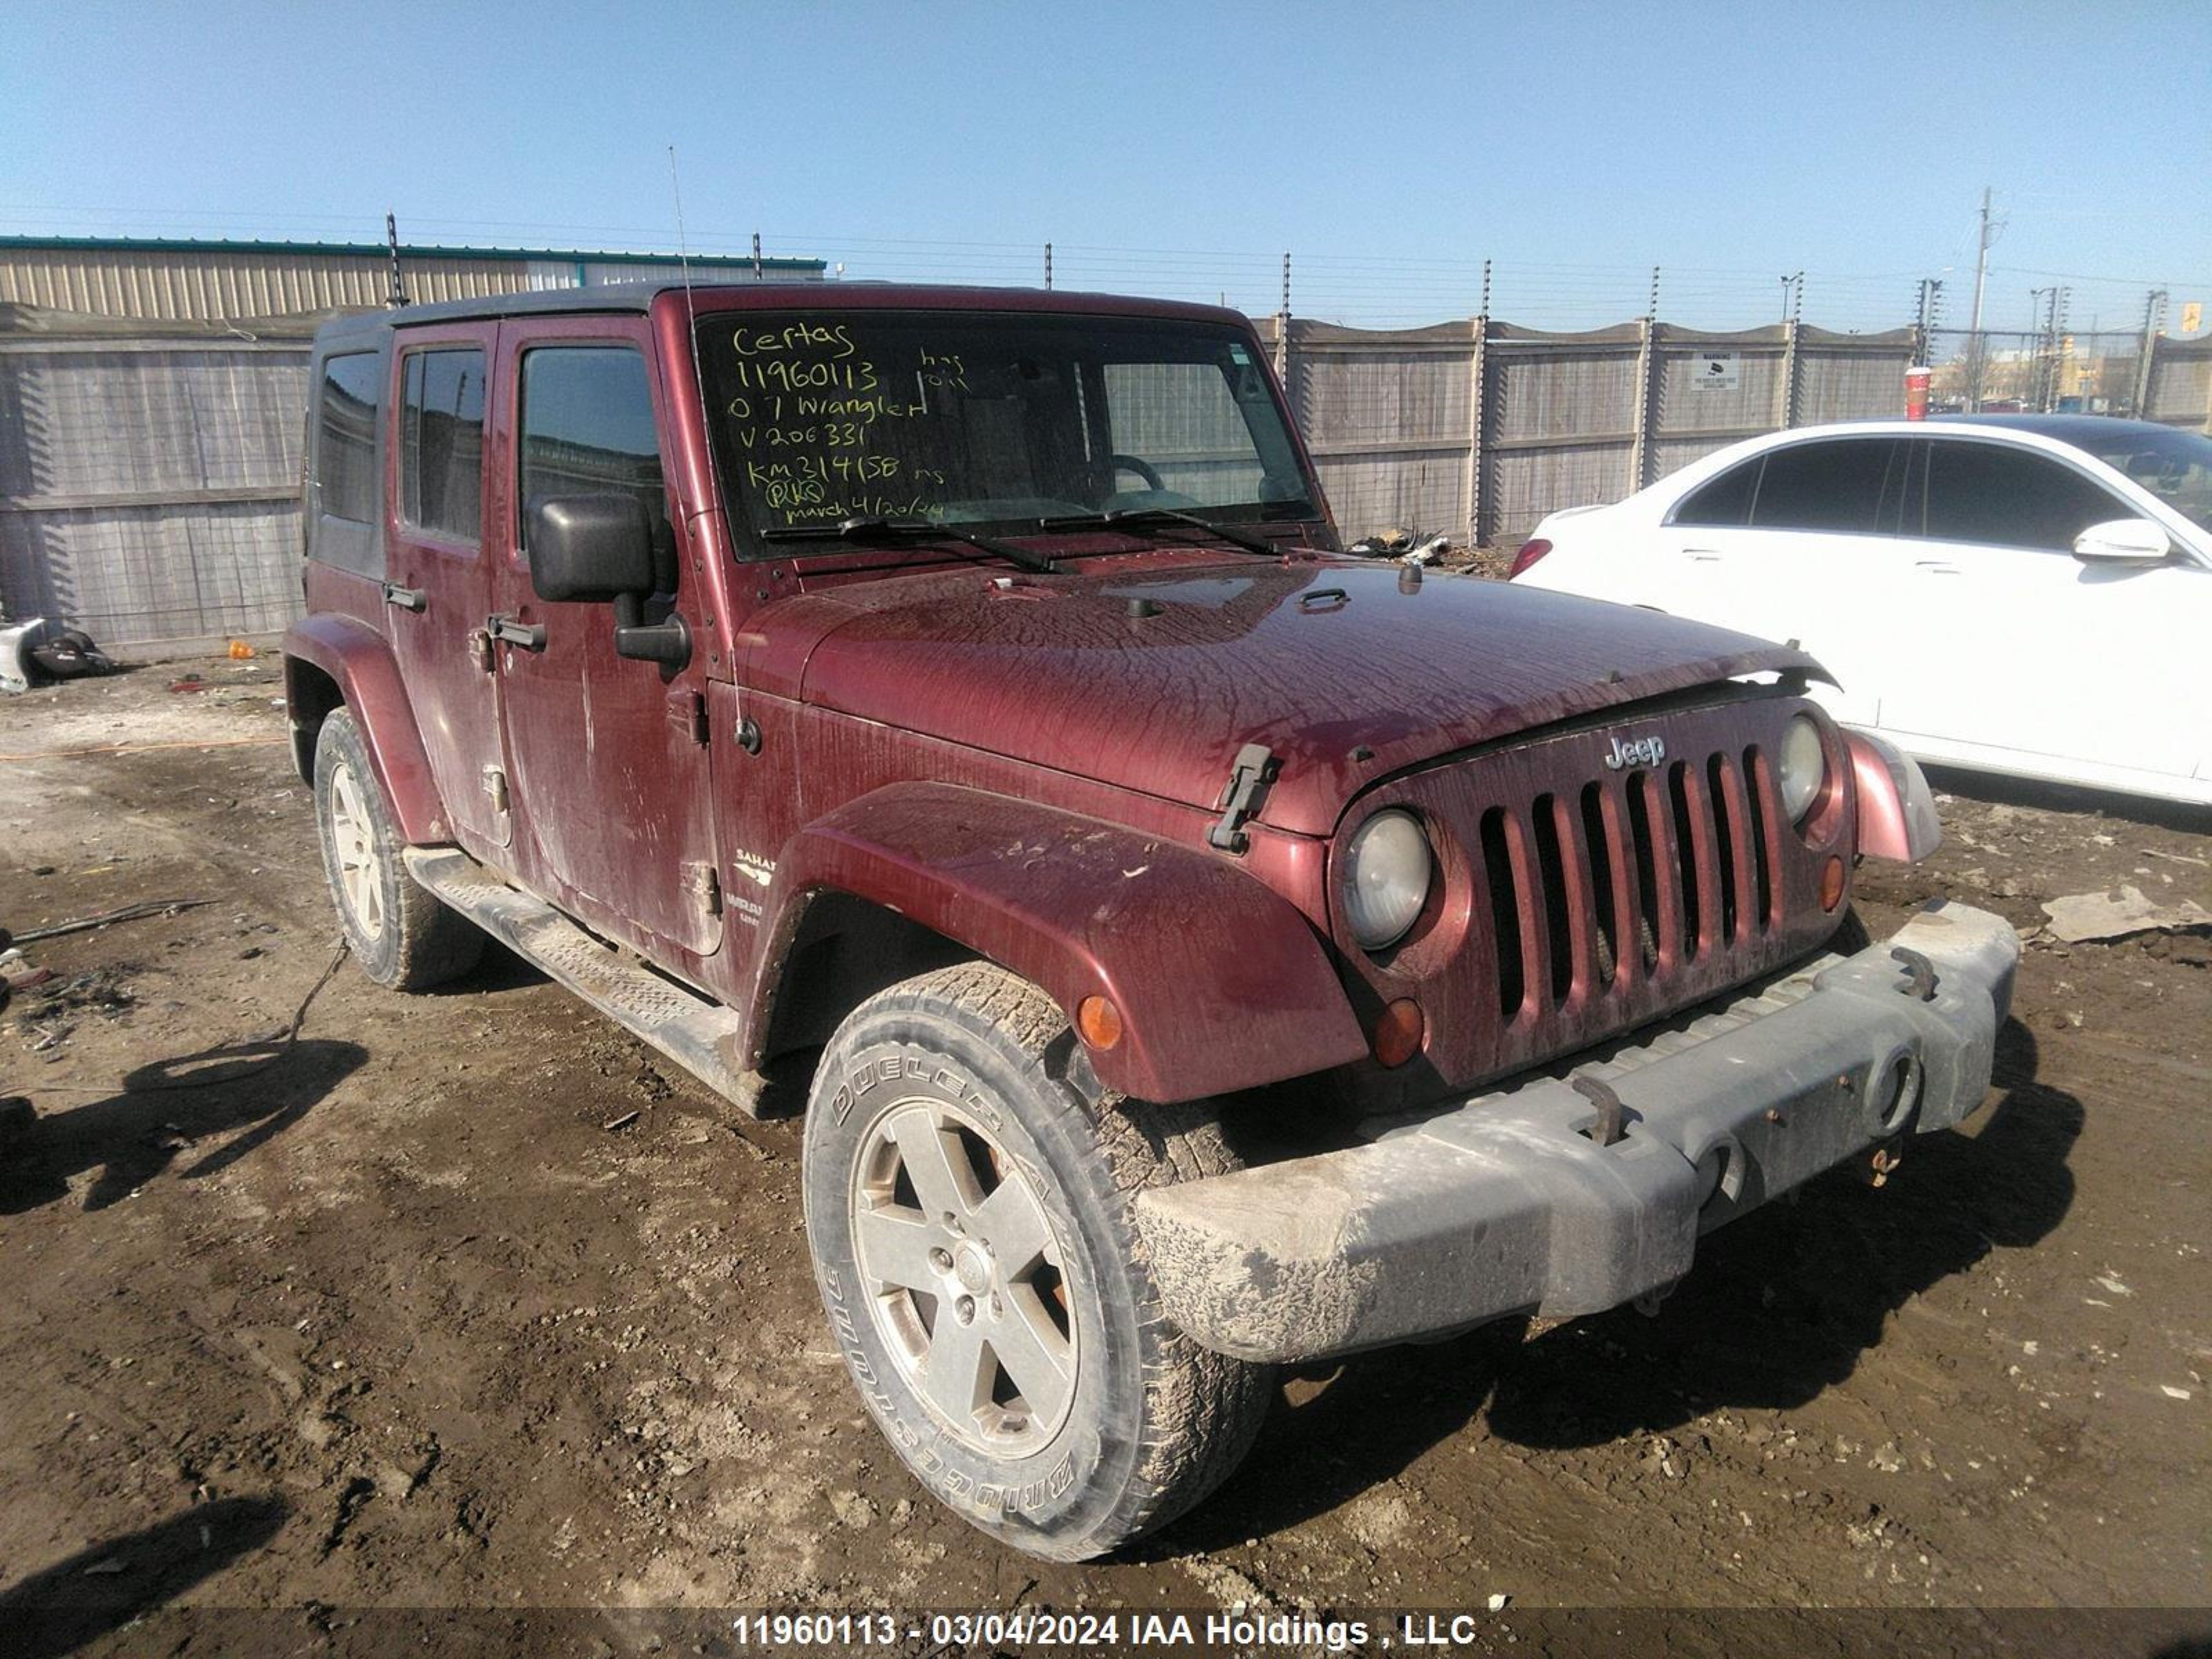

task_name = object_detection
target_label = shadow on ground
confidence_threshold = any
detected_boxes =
[1161,1017,2077,1546]
[0,1037,366,1215]
[0,1494,287,1659]
[1922,764,2209,834]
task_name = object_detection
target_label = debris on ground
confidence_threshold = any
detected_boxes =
[10,899,214,944]
[2041,885,2212,944]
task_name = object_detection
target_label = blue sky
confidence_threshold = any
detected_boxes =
[4,1,2205,334]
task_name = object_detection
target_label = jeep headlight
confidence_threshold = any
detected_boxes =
[1341,809,1434,950]
[1778,713,1828,823]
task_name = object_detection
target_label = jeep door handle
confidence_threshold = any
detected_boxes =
[1682,549,1723,561]
[486,613,547,651]
[382,582,426,612]
[1915,561,1960,575]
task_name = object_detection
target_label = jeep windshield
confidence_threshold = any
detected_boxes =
[695,310,1318,555]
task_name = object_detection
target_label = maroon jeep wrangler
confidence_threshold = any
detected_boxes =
[283,283,2017,1560]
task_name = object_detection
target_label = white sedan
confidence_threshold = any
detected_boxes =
[1510,415,2212,806]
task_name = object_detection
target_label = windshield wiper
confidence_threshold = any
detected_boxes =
[1042,506,1288,557]
[759,516,1057,574]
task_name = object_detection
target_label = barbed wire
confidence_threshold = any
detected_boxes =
[0,203,2198,339]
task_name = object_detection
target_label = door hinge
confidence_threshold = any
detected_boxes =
[480,766,509,814]
[668,688,709,745]
[469,628,494,673]
[1208,742,1278,854]
[682,861,722,918]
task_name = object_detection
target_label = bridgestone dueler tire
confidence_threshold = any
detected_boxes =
[312,709,484,992]
[802,963,1275,1560]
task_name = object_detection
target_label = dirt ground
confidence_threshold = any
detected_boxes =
[1,661,2206,1657]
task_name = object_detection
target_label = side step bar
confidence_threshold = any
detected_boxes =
[403,847,768,1116]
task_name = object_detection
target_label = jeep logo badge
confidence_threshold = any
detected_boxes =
[1602,732,1667,771]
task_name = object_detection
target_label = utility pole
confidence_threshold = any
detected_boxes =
[2133,288,2168,417]
[2027,286,2053,411]
[1273,252,1291,379]
[384,212,409,308]
[1967,187,1995,411]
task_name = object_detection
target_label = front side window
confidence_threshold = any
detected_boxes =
[1747,438,1905,534]
[2062,425,2212,535]
[400,348,486,542]
[1917,440,2129,551]
[316,351,382,523]
[694,312,1314,550]
[517,346,667,543]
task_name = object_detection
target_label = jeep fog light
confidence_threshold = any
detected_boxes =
[1342,809,1433,950]
[1778,713,1827,823]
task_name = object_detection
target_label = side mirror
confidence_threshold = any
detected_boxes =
[525,494,691,668]
[526,495,656,601]
[2071,517,2171,566]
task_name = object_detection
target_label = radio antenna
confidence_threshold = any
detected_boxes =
[666,147,710,414]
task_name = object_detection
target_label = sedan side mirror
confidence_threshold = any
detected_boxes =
[2071,517,2172,566]
[525,494,691,668]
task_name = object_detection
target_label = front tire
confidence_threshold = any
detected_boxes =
[312,709,483,991]
[802,964,1273,1560]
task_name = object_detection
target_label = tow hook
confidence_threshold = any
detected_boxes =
[1866,1141,1904,1188]
[1572,1074,1629,1146]
[1890,945,1939,1002]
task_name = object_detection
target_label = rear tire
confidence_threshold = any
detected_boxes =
[312,709,483,991]
[802,963,1273,1560]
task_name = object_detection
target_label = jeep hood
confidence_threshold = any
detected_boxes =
[791,559,1826,837]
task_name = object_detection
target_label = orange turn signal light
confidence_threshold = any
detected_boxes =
[1372,998,1425,1068]
[1076,994,1123,1050]
[1820,854,1846,912]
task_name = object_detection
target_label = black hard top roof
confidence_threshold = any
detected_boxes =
[310,280,1246,350]
[1928,412,2193,447]
[314,281,668,347]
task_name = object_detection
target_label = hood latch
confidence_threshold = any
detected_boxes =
[1208,743,1278,854]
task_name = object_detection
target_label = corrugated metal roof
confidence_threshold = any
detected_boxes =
[0,237,821,323]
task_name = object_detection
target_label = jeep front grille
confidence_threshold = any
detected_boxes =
[1479,749,1782,1022]
[1333,696,1853,1104]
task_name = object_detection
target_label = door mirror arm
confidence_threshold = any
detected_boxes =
[612,593,692,668]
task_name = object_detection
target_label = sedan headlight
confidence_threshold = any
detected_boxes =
[1777,713,1828,823]
[1341,809,1434,950]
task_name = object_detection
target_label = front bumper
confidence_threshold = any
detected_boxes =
[1136,902,2018,1362]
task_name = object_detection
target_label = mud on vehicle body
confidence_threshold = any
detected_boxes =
[283,281,2017,1559]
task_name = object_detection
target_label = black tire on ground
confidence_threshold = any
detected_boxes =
[311,709,484,991]
[801,962,1274,1561]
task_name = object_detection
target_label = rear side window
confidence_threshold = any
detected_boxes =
[1918,440,2129,552]
[400,348,487,542]
[1674,459,1758,527]
[1748,439,1904,534]
[517,346,666,540]
[316,352,382,524]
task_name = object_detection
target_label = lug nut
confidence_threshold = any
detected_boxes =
[929,1247,953,1272]
[988,1293,1004,1318]
[955,1295,976,1325]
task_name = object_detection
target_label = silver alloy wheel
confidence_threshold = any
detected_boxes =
[850,1096,1078,1456]
[327,760,386,941]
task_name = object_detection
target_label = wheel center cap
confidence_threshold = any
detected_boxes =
[953,1242,991,1294]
